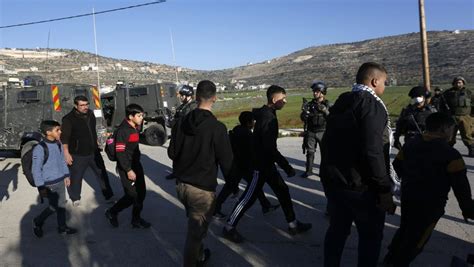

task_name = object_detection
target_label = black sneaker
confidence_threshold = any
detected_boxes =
[58,226,78,235]
[262,204,280,215]
[222,227,244,243]
[231,188,240,199]
[105,209,119,228]
[213,211,227,220]
[196,248,211,267]
[300,172,311,178]
[33,220,43,238]
[132,218,151,229]
[288,220,312,235]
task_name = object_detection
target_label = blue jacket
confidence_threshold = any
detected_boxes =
[32,140,69,186]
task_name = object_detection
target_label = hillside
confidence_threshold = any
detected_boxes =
[0,30,472,89]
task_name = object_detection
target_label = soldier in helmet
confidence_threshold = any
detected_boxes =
[430,87,443,111]
[393,86,436,149]
[440,76,474,157]
[172,85,198,127]
[300,81,331,178]
[166,85,198,180]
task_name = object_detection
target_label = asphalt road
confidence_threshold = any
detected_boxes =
[0,137,472,266]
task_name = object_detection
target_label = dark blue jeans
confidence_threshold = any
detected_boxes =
[324,189,386,267]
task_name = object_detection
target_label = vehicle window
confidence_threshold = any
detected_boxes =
[168,86,176,97]
[74,88,88,98]
[129,87,148,97]
[17,90,40,103]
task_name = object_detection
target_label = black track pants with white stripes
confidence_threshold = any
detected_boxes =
[227,165,296,227]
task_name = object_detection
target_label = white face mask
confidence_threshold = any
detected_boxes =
[410,96,425,105]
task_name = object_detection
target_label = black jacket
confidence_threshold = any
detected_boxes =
[320,91,392,193]
[393,134,474,214]
[115,120,141,172]
[252,105,293,173]
[61,109,97,156]
[168,108,233,192]
[394,104,436,140]
[229,124,254,173]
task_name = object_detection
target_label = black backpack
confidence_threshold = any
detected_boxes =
[105,131,118,161]
[21,133,61,187]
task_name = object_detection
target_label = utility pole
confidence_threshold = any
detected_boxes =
[418,0,431,90]
[93,8,101,89]
[169,28,179,84]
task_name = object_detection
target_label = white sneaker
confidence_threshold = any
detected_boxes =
[72,200,81,207]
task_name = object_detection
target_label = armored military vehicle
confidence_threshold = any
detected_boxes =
[101,82,179,146]
[0,81,107,154]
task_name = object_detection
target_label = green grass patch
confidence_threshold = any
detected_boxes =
[214,86,415,129]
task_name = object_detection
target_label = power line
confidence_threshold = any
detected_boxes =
[0,0,166,29]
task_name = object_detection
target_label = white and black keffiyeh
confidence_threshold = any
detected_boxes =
[352,83,401,197]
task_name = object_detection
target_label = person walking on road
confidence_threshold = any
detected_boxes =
[61,96,114,206]
[168,80,233,267]
[223,85,312,243]
[320,62,396,267]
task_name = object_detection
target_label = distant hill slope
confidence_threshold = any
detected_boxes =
[1,30,472,89]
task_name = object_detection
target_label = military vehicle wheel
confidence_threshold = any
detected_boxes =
[144,124,166,146]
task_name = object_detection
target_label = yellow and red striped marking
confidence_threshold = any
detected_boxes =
[51,85,61,111]
[92,86,101,108]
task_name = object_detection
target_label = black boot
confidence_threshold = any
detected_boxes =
[301,153,314,178]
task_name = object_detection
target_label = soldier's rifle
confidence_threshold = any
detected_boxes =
[301,98,310,154]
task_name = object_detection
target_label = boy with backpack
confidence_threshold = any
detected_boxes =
[383,112,474,266]
[32,120,77,237]
[105,104,151,229]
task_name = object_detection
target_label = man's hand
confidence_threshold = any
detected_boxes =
[393,139,402,150]
[38,186,48,198]
[127,170,137,181]
[377,192,396,214]
[286,166,296,178]
[64,177,71,187]
[64,151,73,166]
[317,104,328,113]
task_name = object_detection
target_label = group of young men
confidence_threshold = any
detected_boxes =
[32,96,151,238]
[29,62,474,267]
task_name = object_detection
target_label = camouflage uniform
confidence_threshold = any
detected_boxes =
[301,99,331,176]
[441,86,474,154]
[171,100,197,128]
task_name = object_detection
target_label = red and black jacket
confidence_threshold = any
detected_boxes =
[115,120,141,172]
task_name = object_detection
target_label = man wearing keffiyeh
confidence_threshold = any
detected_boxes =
[320,62,396,267]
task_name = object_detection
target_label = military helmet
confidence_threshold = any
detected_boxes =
[310,80,327,94]
[408,86,428,98]
[452,76,466,86]
[178,85,194,96]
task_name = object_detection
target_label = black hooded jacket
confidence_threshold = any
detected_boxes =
[252,105,293,173]
[229,124,254,173]
[168,108,233,191]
